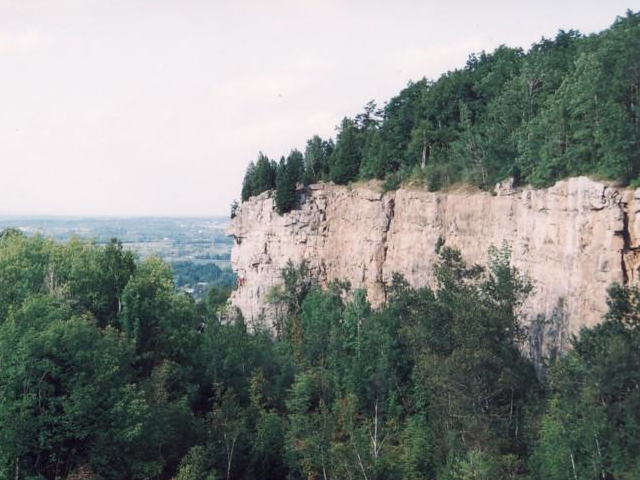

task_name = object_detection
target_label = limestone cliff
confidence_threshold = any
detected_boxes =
[227,177,640,336]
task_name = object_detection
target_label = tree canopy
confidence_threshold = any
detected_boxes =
[2,229,640,479]
[240,11,640,204]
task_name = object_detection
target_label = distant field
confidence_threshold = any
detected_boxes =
[0,216,236,295]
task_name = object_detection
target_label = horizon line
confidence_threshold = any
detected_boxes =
[0,213,231,220]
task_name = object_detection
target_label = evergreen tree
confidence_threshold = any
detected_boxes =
[286,149,304,183]
[241,154,277,202]
[240,12,640,195]
[329,117,362,184]
[275,151,302,214]
[253,152,277,194]
[241,161,257,202]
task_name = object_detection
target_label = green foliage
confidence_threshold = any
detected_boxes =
[239,11,640,201]
[0,296,162,480]
[531,281,640,480]
[241,152,277,201]
[171,260,236,289]
[241,161,256,202]
[303,135,334,184]
[330,117,363,184]
[382,170,403,192]
[275,150,303,214]
[0,234,287,479]
[277,244,540,480]
[175,446,217,480]
[120,259,178,361]
[4,227,640,479]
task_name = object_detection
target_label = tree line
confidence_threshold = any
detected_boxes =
[1,229,639,479]
[171,260,235,289]
[241,11,640,214]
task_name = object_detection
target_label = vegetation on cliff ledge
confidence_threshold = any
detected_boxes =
[242,11,640,212]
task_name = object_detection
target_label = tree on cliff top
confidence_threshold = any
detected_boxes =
[241,161,256,202]
[240,11,640,196]
[275,150,303,214]
[329,117,362,185]
[303,135,334,184]
[241,153,277,202]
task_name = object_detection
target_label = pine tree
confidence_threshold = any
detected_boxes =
[253,152,277,194]
[329,118,362,185]
[241,161,257,202]
[275,153,300,214]
[286,149,304,183]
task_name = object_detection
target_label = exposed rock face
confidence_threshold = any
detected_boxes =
[227,177,640,336]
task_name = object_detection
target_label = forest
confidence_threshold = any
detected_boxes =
[241,11,640,214]
[171,261,235,290]
[1,229,639,480]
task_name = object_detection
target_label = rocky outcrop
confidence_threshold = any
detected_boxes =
[227,177,640,336]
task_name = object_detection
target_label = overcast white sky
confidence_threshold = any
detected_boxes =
[0,0,637,216]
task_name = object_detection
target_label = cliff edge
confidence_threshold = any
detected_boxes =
[227,177,640,335]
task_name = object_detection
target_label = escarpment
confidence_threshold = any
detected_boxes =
[227,177,640,336]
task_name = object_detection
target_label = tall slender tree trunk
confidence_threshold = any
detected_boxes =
[421,141,429,169]
[570,451,578,480]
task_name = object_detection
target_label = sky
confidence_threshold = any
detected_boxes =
[0,0,638,216]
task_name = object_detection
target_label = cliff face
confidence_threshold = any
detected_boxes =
[227,177,640,336]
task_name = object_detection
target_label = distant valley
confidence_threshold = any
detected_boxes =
[0,215,235,296]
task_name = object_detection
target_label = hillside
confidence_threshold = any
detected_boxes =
[240,11,640,211]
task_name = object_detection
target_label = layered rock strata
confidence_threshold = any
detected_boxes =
[227,177,640,335]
